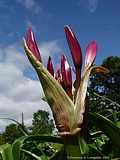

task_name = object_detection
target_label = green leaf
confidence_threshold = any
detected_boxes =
[22,135,64,160]
[42,96,48,102]
[89,112,120,147]
[22,135,63,144]
[0,144,13,160]
[78,136,89,155]
[88,144,102,156]
[90,131,102,138]
[95,138,104,149]
[116,121,120,128]
[12,137,25,160]
[21,149,42,160]
[0,118,28,136]
[50,146,65,160]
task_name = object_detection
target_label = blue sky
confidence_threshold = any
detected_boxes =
[1,0,120,64]
[0,0,120,131]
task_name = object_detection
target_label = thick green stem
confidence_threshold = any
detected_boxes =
[63,135,81,159]
[65,144,81,160]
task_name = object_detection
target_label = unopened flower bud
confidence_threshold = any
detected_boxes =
[84,41,97,69]
[25,26,42,62]
[47,56,54,76]
[64,25,82,68]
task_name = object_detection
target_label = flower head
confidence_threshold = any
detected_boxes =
[24,25,108,137]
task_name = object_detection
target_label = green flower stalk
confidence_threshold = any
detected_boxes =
[23,26,108,138]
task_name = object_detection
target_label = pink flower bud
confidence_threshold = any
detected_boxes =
[61,54,67,87]
[85,41,97,69]
[25,26,42,62]
[61,54,72,89]
[66,67,72,89]
[47,56,54,76]
[55,69,63,85]
[55,69,60,80]
[64,25,82,68]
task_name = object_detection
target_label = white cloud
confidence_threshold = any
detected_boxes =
[17,0,34,9]
[78,0,99,13]
[17,0,42,14]
[0,43,55,132]
[39,40,62,64]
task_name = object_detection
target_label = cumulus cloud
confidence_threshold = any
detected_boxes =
[39,40,62,63]
[0,42,61,132]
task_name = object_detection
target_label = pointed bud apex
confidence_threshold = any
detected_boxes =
[64,25,82,68]
[47,56,54,76]
[25,26,42,62]
[85,41,97,69]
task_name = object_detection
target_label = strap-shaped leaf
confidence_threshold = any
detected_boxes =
[89,112,120,147]
[78,136,89,154]
[24,41,79,135]
[22,135,63,144]
[0,144,13,160]
[12,137,26,160]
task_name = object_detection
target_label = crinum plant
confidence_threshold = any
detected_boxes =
[23,25,108,156]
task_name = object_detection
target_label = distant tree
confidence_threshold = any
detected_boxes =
[32,110,54,135]
[3,123,24,144]
[102,56,120,103]
[89,56,120,115]
[0,133,5,145]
